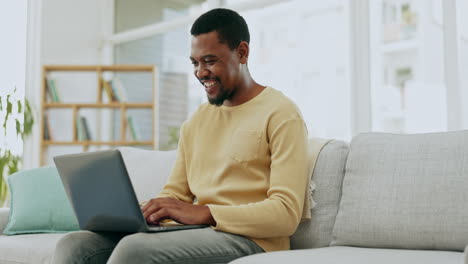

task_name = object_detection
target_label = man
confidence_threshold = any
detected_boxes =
[53,8,309,264]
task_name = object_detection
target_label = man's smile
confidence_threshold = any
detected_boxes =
[203,80,217,88]
[201,79,220,95]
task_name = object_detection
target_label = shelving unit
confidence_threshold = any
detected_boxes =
[40,65,157,166]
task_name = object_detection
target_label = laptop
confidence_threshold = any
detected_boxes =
[54,149,208,233]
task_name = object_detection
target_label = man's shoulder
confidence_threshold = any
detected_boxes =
[264,87,303,119]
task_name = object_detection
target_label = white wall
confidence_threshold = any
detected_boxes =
[24,0,104,167]
[459,0,468,129]
[41,0,102,65]
[0,0,28,156]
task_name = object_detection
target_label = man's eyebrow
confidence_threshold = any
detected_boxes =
[202,55,217,59]
[190,55,218,61]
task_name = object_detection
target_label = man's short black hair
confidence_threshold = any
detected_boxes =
[190,8,250,50]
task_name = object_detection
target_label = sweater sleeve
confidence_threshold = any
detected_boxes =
[208,118,309,238]
[157,123,194,203]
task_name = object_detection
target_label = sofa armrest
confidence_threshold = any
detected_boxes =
[465,245,468,264]
[0,207,10,234]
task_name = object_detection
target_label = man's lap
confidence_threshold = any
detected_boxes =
[52,228,264,264]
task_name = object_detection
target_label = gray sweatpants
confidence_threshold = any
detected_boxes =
[52,228,264,264]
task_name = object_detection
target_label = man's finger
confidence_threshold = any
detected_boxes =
[148,208,171,224]
[142,203,163,219]
[141,197,174,212]
[141,199,156,212]
[142,200,176,219]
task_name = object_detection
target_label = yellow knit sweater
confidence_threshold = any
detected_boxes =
[158,87,309,252]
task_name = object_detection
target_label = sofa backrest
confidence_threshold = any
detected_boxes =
[291,140,349,249]
[331,131,468,251]
[118,147,177,203]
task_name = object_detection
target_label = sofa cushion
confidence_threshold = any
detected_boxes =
[0,208,9,234]
[291,140,349,249]
[229,246,463,264]
[0,233,65,264]
[118,147,177,203]
[332,131,468,251]
[465,245,468,264]
[4,167,79,235]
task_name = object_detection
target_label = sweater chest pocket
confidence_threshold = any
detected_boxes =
[228,130,262,162]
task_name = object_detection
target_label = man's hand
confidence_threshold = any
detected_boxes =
[141,197,216,226]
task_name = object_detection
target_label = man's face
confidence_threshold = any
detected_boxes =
[190,31,240,106]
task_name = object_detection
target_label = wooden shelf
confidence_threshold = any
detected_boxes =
[44,103,153,108]
[42,141,153,146]
[40,64,157,166]
[43,65,154,72]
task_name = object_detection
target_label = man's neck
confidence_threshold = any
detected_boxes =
[223,78,265,107]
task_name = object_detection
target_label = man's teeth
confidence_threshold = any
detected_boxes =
[205,81,216,87]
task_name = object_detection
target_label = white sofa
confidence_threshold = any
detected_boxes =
[1,131,468,264]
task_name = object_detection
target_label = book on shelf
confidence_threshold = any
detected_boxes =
[110,80,121,102]
[127,116,140,141]
[81,116,92,140]
[46,78,61,102]
[111,78,128,102]
[43,113,52,140]
[76,116,92,141]
[102,78,128,103]
[102,80,117,102]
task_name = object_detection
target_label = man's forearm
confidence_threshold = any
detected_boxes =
[202,205,216,226]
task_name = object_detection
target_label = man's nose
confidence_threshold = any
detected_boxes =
[195,66,209,79]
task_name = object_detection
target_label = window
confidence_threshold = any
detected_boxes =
[369,0,447,133]
[110,0,466,141]
[240,0,352,140]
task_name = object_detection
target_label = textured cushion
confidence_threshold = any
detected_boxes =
[332,131,468,251]
[229,246,463,264]
[118,147,177,203]
[3,167,79,235]
[0,233,65,264]
[291,140,349,249]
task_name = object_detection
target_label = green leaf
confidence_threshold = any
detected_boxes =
[0,95,3,111]
[8,156,20,175]
[16,119,22,136]
[18,100,22,114]
[0,150,11,204]
[0,149,20,205]
[23,99,34,137]
[6,95,12,114]
[3,95,13,135]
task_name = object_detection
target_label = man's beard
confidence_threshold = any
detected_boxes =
[207,85,233,106]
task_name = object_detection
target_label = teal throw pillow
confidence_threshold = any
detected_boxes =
[3,166,79,235]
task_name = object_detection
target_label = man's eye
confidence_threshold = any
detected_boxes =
[205,60,216,64]
[191,61,198,66]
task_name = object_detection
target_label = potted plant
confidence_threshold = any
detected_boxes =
[0,87,34,206]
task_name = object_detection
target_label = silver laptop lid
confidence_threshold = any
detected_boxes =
[54,149,147,233]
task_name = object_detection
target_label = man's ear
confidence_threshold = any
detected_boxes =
[238,41,249,64]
